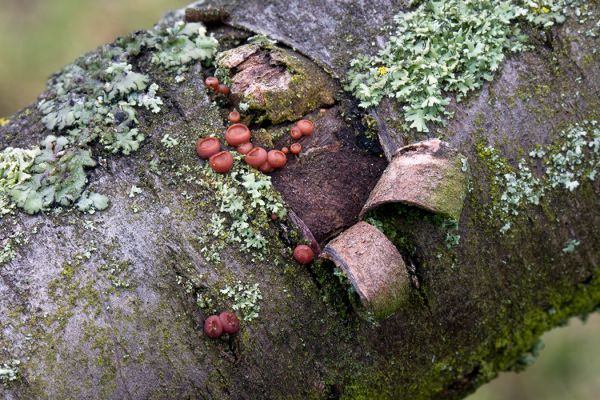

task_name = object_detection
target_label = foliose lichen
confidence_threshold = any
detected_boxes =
[346,0,586,132]
[0,21,219,219]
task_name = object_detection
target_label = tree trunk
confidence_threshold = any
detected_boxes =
[1,1,599,399]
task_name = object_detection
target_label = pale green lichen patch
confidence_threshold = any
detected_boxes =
[346,0,585,132]
[197,159,287,262]
[0,359,20,385]
[0,22,219,219]
[219,281,263,321]
[477,120,600,233]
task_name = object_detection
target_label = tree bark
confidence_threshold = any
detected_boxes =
[1,1,599,399]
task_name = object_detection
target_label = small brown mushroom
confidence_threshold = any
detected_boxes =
[293,245,314,265]
[290,143,302,155]
[225,124,251,147]
[203,315,223,338]
[228,111,241,124]
[245,147,268,168]
[267,150,287,169]
[296,119,314,136]
[204,77,219,91]
[281,147,289,155]
[258,161,274,173]
[217,84,230,96]
[209,151,234,173]
[290,126,303,140]
[237,142,254,155]
[196,137,221,159]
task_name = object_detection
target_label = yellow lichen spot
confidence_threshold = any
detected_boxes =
[376,66,389,77]
[0,117,9,127]
[541,6,550,13]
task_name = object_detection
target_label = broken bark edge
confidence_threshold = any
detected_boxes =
[360,139,468,221]
[321,222,411,320]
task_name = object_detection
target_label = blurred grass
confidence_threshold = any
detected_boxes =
[1,2,599,399]
[468,313,600,400]
[0,0,190,116]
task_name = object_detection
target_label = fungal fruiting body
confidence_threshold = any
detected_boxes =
[281,147,289,155]
[204,315,223,338]
[219,311,241,334]
[267,150,287,169]
[237,142,254,155]
[209,151,234,173]
[296,119,314,136]
[228,111,241,123]
[225,124,251,147]
[290,126,303,140]
[293,244,315,265]
[290,143,302,155]
[196,137,221,159]
[205,77,219,91]
[259,161,274,173]
[245,147,268,168]
[218,84,230,95]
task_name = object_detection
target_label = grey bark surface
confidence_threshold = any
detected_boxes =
[1,1,600,400]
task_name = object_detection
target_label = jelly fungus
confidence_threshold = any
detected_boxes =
[204,315,223,338]
[225,124,251,146]
[205,77,219,91]
[267,150,287,169]
[290,126,303,140]
[196,137,221,159]
[237,142,254,155]
[228,111,241,124]
[297,119,314,136]
[281,147,289,155]
[259,161,274,173]
[209,151,234,173]
[219,311,241,334]
[245,147,268,168]
[218,84,230,96]
[293,245,315,265]
[290,143,302,155]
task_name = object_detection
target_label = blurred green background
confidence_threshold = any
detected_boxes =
[1,1,599,399]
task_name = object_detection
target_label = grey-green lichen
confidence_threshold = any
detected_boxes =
[0,21,218,219]
[477,120,600,233]
[0,359,20,385]
[346,0,586,132]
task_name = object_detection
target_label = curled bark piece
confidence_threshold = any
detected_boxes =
[361,139,468,221]
[321,222,410,320]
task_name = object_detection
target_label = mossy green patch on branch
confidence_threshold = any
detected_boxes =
[346,0,587,133]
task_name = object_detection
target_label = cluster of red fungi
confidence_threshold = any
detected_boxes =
[197,76,314,175]
[199,76,316,338]
[203,311,241,339]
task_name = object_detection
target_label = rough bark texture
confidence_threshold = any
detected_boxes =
[1,1,600,400]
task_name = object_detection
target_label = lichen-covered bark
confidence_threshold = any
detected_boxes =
[1,1,599,400]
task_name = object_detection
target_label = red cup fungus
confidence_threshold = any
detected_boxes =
[290,143,302,155]
[281,147,289,155]
[196,137,221,159]
[225,124,251,147]
[245,147,268,168]
[219,311,241,334]
[204,315,223,338]
[293,244,315,265]
[267,150,287,169]
[209,151,234,173]
[297,119,315,136]
[237,142,254,155]
[290,126,303,140]
[228,111,241,124]
[259,161,274,173]
[205,76,219,91]
[217,84,230,96]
